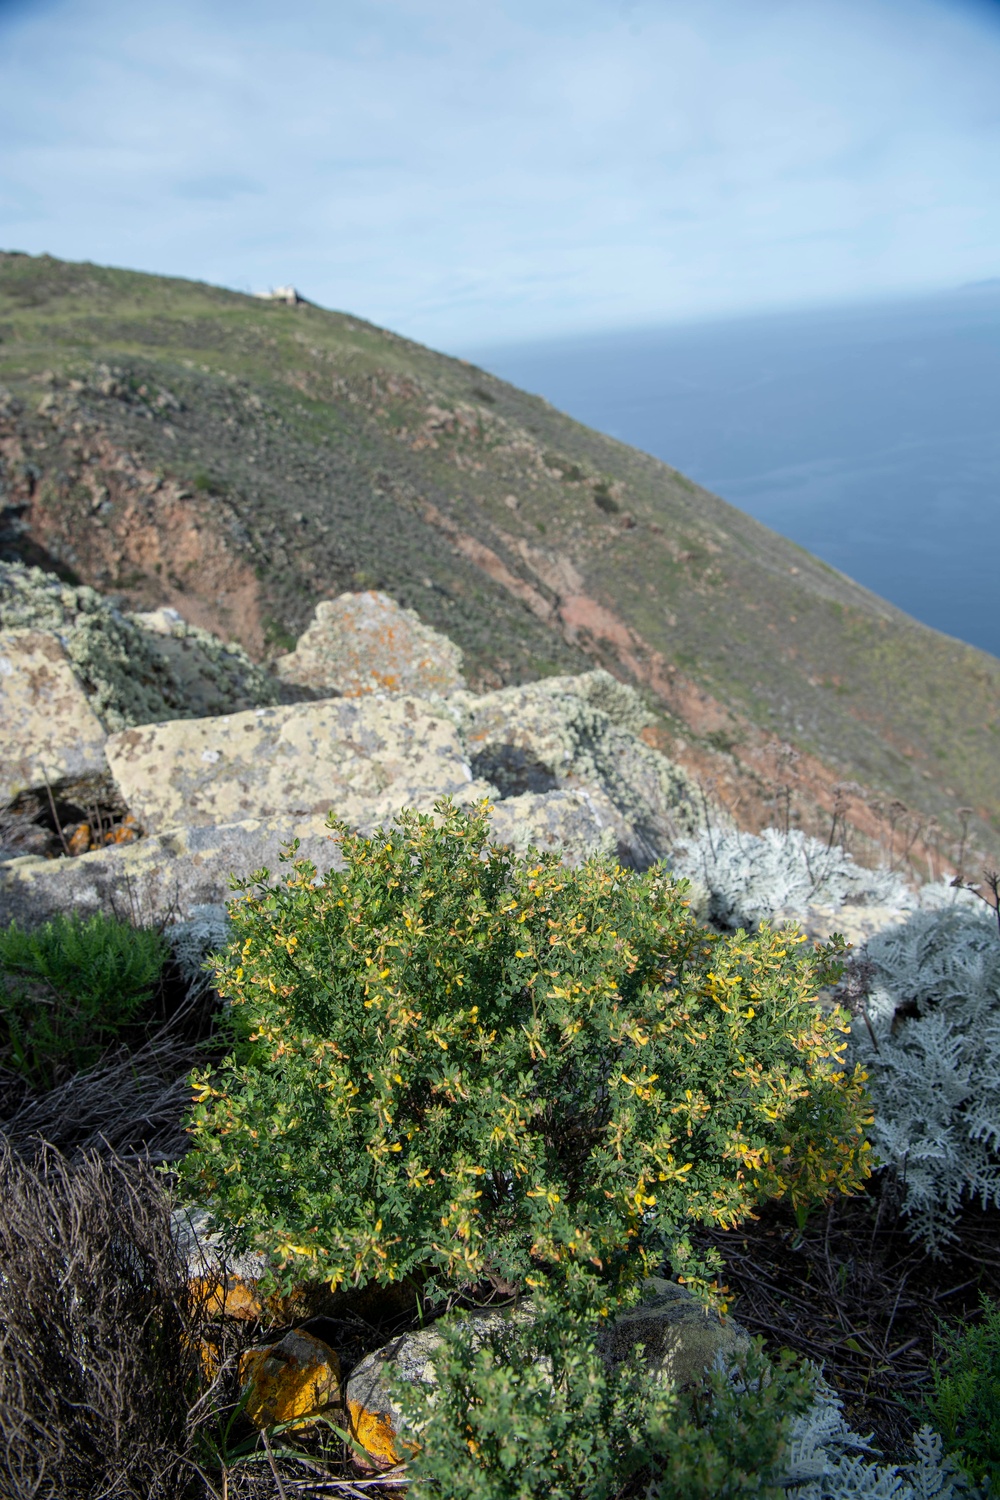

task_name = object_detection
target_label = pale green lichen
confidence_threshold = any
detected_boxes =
[448,671,710,868]
[0,562,281,730]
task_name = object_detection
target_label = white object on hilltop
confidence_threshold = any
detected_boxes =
[253,285,303,305]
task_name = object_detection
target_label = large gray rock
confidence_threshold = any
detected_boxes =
[0,644,711,925]
[105,695,482,835]
[274,590,465,697]
[450,671,707,868]
[0,790,624,927]
[598,1277,751,1387]
[0,813,339,927]
[0,630,108,801]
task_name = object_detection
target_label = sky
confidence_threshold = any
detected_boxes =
[1,0,1000,348]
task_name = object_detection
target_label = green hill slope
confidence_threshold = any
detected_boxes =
[1,251,996,866]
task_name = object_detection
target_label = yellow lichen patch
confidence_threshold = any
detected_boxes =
[347,1398,402,1469]
[190,1273,264,1322]
[239,1329,342,1429]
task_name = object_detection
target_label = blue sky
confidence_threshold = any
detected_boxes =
[1,0,999,348]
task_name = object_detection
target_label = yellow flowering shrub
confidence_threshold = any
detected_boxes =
[180,800,871,1297]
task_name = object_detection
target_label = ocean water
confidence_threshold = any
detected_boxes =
[468,286,1000,660]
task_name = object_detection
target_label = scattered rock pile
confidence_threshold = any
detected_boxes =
[0,574,708,927]
[173,1207,748,1468]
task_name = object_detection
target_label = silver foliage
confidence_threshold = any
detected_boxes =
[781,1376,968,1498]
[849,904,1000,1253]
[166,903,232,994]
[669,827,912,931]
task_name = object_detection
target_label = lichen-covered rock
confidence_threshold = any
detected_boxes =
[346,1307,534,1469]
[0,630,108,801]
[172,1205,271,1321]
[240,1329,342,1429]
[0,561,281,729]
[0,788,626,927]
[274,589,465,696]
[105,695,485,835]
[450,671,708,867]
[0,812,341,928]
[598,1277,751,1387]
[487,786,621,862]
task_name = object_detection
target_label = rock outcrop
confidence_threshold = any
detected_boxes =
[0,561,282,731]
[274,590,465,697]
[1,643,707,927]
[105,694,481,834]
[0,629,108,801]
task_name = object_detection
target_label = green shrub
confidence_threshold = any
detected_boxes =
[924,1293,1000,1488]
[0,912,168,1089]
[181,800,872,1296]
[398,1276,814,1500]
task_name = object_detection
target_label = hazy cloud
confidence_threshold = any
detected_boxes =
[1,0,999,346]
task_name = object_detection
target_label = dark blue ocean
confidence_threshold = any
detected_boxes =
[467,285,1000,660]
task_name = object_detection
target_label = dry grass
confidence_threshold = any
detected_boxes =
[0,1142,204,1499]
[697,1178,1000,1463]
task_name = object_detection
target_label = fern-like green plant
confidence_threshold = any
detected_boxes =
[0,912,168,1089]
[181,799,872,1299]
[923,1294,1000,1489]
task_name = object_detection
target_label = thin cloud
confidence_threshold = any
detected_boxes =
[0,0,999,346]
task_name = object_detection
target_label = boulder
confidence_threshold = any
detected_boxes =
[0,813,341,928]
[598,1277,751,1387]
[0,630,108,802]
[172,1205,334,1325]
[450,672,707,868]
[105,694,482,835]
[346,1306,533,1469]
[173,1205,271,1322]
[0,560,281,730]
[273,590,465,697]
[240,1329,342,1429]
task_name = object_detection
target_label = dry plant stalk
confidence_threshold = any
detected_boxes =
[0,1142,202,1499]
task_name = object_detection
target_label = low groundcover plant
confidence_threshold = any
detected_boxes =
[181,799,872,1300]
[0,910,168,1090]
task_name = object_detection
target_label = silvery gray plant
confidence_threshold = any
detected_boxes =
[669,827,913,932]
[780,1376,969,1498]
[848,903,1000,1254]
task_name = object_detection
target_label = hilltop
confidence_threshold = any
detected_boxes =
[1,250,997,867]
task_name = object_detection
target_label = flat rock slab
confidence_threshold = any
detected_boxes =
[274,590,465,697]
[0,629,107,802]
[0,790,621,928]
[0,814,339,928]
[105,694,477,835]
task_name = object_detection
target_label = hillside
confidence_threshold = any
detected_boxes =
[1,250,997,866]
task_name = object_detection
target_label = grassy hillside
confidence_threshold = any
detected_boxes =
[1,251,997,865]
